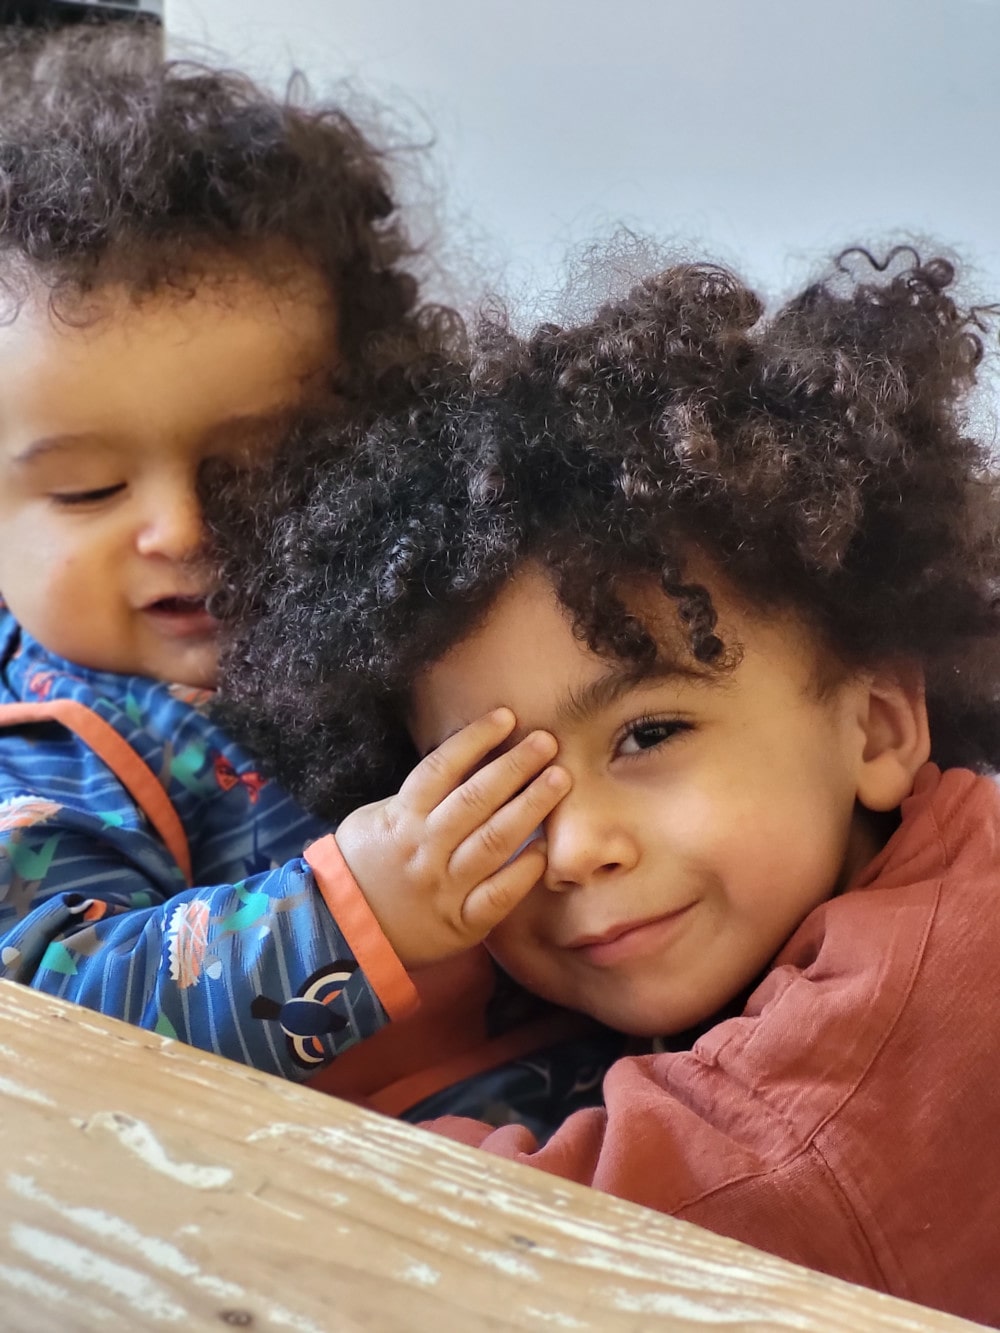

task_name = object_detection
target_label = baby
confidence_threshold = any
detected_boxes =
[212,248,1000,1321]
[0,22,464,1083]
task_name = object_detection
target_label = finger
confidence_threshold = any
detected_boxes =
[459,841,549,938]
[397,707,517,815]
[430,728,560,843]
[448,763,571,885]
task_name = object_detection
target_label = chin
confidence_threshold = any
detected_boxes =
[157,650,220,690]
[171,666,219,690]
[132,659,218,689]
[586,994,718,1039]
[596,1010,676,1039]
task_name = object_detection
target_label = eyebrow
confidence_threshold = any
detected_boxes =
[11,433,113,466]
[11,407,304,468]
[415,658,710,758]
[199,407,305,446]
[552,659,708,728]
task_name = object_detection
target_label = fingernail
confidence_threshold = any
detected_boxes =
[528,730,558,754]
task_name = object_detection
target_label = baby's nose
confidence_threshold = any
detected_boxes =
[135,488,203,560]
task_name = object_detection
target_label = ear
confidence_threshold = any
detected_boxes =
[854,662,931,812]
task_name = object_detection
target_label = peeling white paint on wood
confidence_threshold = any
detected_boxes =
[7,1174,246,1302]
[0,1074,55,1107]
[79,1111,233,1189]
[519,1309,587,1330]
[9,1225,188,1321]
[0,1257,124,1328]
[398,1260,442,1288]
[0,980,988,1333]
[253,1308,328,1333]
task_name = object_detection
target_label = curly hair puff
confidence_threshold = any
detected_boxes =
[0,22,462,400]
[209,247,1000,821]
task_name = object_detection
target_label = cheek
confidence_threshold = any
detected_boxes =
[647,783,748,864]
[7,539,108,627]
[484,900,550,987]
[34,543,87,590]
[649,777,832,912]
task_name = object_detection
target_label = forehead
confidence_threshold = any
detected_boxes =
[407,563,830,752]
[0,262,335,448]
[407,567,693,747]
[3,256,334,352]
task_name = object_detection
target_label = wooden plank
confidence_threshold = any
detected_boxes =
[0,979,984,1332]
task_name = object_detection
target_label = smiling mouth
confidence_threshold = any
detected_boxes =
[567,905,695,966]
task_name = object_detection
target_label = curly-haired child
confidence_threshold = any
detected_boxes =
[212,247,1000,1320]
[0,21,471,1084]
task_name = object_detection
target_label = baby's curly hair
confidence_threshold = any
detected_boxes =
[210,247,1000,820]
[0,22,460,399]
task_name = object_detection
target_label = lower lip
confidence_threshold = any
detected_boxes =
[143,604,219,639]
[574,906,695,968]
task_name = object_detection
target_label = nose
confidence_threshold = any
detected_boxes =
[134,480,204,562]
[541,781,639,893]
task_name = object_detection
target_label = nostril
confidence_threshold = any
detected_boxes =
[546,880,578,896]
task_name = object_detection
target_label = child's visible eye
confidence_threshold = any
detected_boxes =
[617,717,692,757]
[50,483,126,507]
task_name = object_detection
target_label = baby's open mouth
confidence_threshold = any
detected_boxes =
[144,595,218,636]
[148,595,208,615]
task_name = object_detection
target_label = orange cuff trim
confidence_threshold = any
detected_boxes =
[0,699,192,884]
[305,835,419,1022]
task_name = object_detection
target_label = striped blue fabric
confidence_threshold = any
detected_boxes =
[0,612,390,1080]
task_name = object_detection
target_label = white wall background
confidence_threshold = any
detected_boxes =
[165,0,1000,326]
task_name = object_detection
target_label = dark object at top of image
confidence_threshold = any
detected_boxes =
[0,0,162,24]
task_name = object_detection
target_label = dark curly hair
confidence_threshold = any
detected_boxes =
[0,22,461,399]
[210,247,1000,820]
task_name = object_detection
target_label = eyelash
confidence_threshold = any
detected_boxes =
[617,715,693,758]
[50,483,126,507]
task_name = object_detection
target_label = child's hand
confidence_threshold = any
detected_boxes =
[334,708,570,968]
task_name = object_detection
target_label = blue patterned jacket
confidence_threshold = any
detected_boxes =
[0,612,622,1137]
[0,611,398,1080]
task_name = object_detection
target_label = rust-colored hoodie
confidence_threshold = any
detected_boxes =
[431,765,1000,1325]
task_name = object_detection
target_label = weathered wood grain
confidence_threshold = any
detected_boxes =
[0,980,985,1332]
